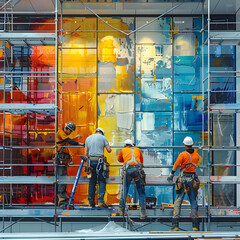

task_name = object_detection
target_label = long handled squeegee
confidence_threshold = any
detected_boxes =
[67,156,85,210]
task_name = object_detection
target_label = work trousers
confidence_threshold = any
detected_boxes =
[57,165,69,206]
[88,160,106,205]
[173,179,199,228]
[119,165,146,211]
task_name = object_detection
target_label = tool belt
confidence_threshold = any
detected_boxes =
[175,172,200,195]
[122,165,146,185]
[86,156,110,179]
[56,151,71,165]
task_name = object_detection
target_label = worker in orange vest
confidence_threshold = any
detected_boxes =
[167,136,200,231]
[118,139,147,219]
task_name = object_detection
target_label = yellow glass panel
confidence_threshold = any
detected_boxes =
[62,17,96,48]
[61,48,96,76]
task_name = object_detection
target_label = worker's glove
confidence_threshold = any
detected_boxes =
[167,172,174,182]
[69,158,74,165]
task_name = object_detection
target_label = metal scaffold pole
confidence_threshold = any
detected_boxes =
[54,0,59,232]
[207,0,211,231]
[201,0,205,231]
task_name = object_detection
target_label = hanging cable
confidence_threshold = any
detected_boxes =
[79,0,128,35]
[78,0,184,36]
[0,0,13,11]
[128,2,184,36]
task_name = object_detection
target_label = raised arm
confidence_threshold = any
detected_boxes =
[105,144,111,153]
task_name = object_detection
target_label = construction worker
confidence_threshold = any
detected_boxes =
[118,139,147,220]
[56,121,84,208]
[167,136,200,231]
[85,128,111,208]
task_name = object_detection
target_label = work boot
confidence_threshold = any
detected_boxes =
[170,226,179,231]
[140,209,147,220]
[192,218,199,231]
[88,202,95,208]
[171,218,179,231]
[58,194,69,208]
[118,207,124,216]
[98,202,108,208]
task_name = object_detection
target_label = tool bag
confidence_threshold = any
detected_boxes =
[175,151,200,194]
[175,176,183,191]
[55,142,71,165]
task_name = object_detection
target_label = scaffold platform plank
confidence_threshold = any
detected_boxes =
[0,230,240,240]
[209,104,240,113]
[210,31,240,45]
[0,103,55,114]
[1,176,240,184]
[0,32,56,46]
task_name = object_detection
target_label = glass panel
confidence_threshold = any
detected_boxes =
[174,18,202,93]
[142,148,172,176]
[174,93,202,131]
[13,16,55,32]
[98,17,135,93]
[98,94,134,146]
[210,45,235,104]
[136,112,172,147]
[62,17,97,48]
[62,48,97,76]
[136,44,172,111]
[212,114,235,206]
[145,185,173,205]
[62,77,96,93]
[0,184,55,204]
[0,148,55,176]
[136,17,172,44]
[62,92,97,139]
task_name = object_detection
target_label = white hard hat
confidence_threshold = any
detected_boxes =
[183,136,193,146]
[96,128,105,135]
[124,139,133,146]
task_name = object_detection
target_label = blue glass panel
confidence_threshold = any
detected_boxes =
[127,185,174,205]
[174,56,201,93]
[174,94,203,131]
[174,18,203,93]
[210,45,236,104]
[136,112,172,147]
[174,45,202,92]
[145,186,173,205]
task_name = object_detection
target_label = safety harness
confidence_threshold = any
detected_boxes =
[123,148,144,182]
[180,151,198,176]
[125,148,141,169]
[176,151,200,194]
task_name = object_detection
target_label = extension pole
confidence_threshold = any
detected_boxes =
[67,157,85,210]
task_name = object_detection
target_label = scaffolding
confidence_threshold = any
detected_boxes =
[0,0,60,232]
[0,0,240,234]
[202,0,240,230]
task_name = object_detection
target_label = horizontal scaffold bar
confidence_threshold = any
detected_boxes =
[0,176,239,185]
